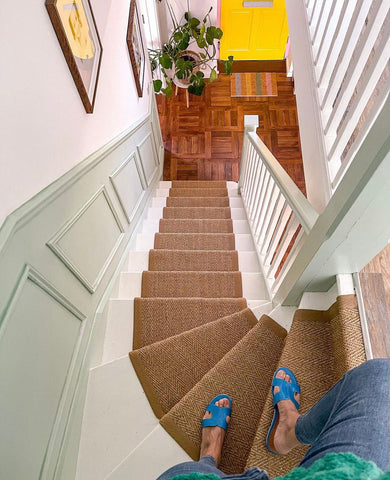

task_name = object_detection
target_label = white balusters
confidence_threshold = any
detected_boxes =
[302,0,390,189]
[239,117,319,298]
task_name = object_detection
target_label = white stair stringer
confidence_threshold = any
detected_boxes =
[75,182,283,480]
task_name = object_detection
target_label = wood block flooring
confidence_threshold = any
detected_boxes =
[360,243,390,358]
[157,73,306,194]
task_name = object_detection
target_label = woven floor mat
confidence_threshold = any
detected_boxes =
[148,250,239,272]
[160,315,286,474]
[246,295,366,477]
[154,233,235,251]
[166,197,230,208]
[163,207,232,219]
[130,309,257,418]
[133,297,248,349]
[159,219,233,233]
[169,188,228,197]
[172,181,227,189]
[141,271,243,298]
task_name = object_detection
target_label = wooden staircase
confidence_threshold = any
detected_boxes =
[130,181,367,476]
[75,180,366,480]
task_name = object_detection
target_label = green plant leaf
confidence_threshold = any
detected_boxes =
[199,52,206,59]
[206,26,218,45]
[188,83,205,96]
[153,79,163,92]
[161,80,173,98]
[214,28,223,40]
[184,11,189,21]
[178,33,190,50]
[189,17,200,28]
[160,53,172,69]
[197,37,207,48]
[223,55,234,75]
[209,69,217,83]
[173,31,183,43]
[151,58,158,72]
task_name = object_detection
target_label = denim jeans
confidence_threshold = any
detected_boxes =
[156,359,390,480]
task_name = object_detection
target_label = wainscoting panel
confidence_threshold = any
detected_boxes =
[0,266,85,480]
[109,153,146,224]
[48,187,125,293]
[0,91,163,480]
[137,132,159,186]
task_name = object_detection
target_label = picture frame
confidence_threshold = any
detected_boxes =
[45,0,103,113]
[127,0,146,97]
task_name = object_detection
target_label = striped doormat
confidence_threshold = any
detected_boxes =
[230,72,278,97]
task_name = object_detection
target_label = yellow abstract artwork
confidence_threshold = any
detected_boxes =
[57,0,95,59]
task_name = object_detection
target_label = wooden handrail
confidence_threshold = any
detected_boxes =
[247,132,319,233]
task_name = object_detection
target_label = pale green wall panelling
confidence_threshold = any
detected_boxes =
[0,93,163,479]
[110,153,146,224]
[48,187,125,294]
[138,132,160,186]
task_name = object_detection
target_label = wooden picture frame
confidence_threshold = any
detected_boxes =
[127,0,146,97]
[45,0,103,113]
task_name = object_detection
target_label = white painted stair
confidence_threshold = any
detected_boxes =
[75,181,284,480]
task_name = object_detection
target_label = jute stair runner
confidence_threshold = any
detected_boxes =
[163,207,232,219]
[245,295,366,477]
[148,250,239,271]
[130,309,258,418]
[141,271,243,298]
[160,316,287,474]
[159,219,233,233]
[154,233,235,250]
[130,181,366,476]
[167,197,230,207]
[133,297,247,348]
[169,188,228,197]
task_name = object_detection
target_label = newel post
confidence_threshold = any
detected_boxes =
[238,115,259,194]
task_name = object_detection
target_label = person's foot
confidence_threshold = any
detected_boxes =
[272,369,301,454]
[200,397,231,465]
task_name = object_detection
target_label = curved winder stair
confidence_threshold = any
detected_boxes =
[76,181,367,480]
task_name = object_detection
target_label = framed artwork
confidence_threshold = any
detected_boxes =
[127,0,146,97]
[45,0,103,113]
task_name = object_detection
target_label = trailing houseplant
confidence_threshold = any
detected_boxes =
[149,0,233,97]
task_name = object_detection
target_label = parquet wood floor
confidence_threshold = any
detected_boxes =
[157,73,306,194]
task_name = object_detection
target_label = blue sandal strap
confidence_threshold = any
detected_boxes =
[202,394,232,431]
[271,368,300,410]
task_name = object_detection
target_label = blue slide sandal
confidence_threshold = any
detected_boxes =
[266,367,300,454]
[202,394,232,431]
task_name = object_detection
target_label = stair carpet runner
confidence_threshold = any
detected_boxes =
[129,181,367,477]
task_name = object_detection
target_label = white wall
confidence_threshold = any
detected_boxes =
[0,0,152,227]
[157,0,217,43]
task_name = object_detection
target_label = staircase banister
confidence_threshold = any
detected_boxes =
[247,131,319,233]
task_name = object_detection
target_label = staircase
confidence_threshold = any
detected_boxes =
[76,181,366,480]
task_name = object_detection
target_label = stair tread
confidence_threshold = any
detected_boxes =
[246,296,366,477]
[171,181,227,189]
[133,297,248,348]
[159,219,233,233]
[130,308,257,418]
[163,207,232,219]
[169,188,228,197]
[167,197,230,207]
[148,249,239,271]
[160,315,286,474]
[141,271,243,298]
[154,233,236,250]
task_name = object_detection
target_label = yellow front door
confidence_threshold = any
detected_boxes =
[220,0,289,60]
